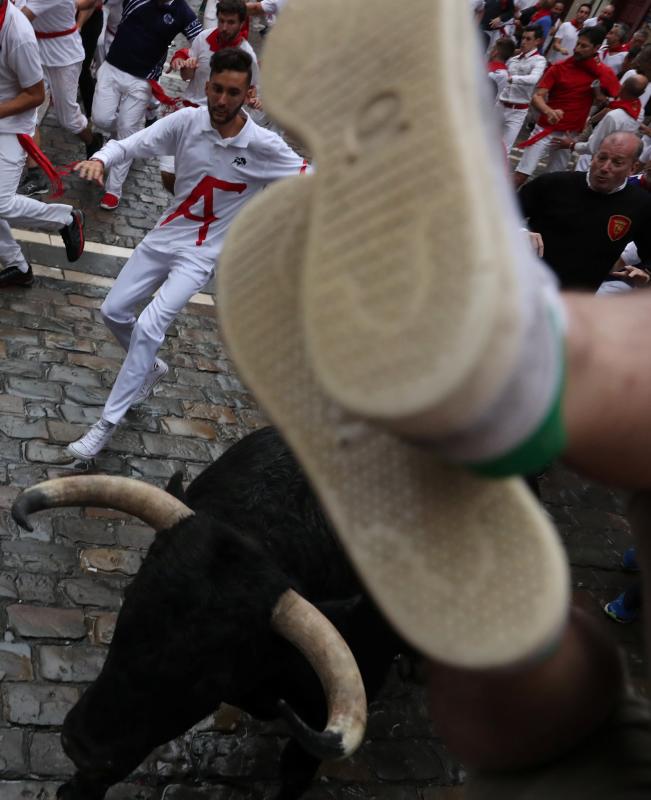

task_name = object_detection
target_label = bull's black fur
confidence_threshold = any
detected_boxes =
[57,427,406,800]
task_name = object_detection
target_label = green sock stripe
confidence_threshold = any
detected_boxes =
[466,309,568,479]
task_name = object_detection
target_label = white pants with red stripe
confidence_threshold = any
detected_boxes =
[99,239,214,423]
[515,124,578,176]
[43,61,88,135]
[0,133,72,269]
[91,61,152,198]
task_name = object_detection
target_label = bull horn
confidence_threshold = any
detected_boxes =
[11,476,194,532]
[271,589,367,760]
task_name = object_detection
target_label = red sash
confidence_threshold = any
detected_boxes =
[0,0,7,30]
[531,8,551,22]
[17,135,65,197]
[35,24,78,38]
[148,80,199,110]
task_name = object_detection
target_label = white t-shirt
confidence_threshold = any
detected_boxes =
[0,2,43,134]
[259,0,287,27]
[598,44,627,75]
[24,0,85,67]
[547,21,580,65]
[621,68,651,120]
[184,31,259,106]
[95,107,309,260]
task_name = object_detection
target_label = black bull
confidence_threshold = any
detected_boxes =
[12,427,408,800]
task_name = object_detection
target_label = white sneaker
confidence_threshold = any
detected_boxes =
[133,359,169,406]
[67,419,116,461]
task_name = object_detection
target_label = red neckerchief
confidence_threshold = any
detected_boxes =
[206,27,244,52]
[487,59,507,72]
[609,97,642,119]
[606,42,629,54]
[531,8,551,22]
[570,18,582,29]
[0,0,8,32]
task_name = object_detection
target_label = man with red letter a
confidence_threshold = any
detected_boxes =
[68,48,309,460]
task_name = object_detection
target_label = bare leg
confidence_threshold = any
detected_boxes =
[562,292,651,488]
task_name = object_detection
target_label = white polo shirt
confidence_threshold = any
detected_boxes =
[184,31,259,106]
[94,107,308,261]
[548,21,581,65]
[0,1,43,134]
[598,44,628,75]
[24,0,85,67]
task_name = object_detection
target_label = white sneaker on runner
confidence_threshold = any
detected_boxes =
[133,359,169,406]
[67,419,116,461]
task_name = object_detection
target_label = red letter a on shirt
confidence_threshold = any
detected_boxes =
[161,175,247,246]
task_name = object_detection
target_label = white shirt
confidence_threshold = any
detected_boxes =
[24,0,85,67]
[94,107,308,261]
[598,44,627,75]
[621,68,651,120]
[574,107,640,155]
[499,49,547,104]
[259,0,287,27]
[0,2,43,134]
[184,31,259,106]
[548,21,580,65]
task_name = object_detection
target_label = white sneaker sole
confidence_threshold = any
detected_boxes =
[260,0,525,438]
[218,175,570,669]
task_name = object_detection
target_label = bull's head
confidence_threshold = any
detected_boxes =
[12,476,367,799]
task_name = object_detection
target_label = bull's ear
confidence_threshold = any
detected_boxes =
[165,472,186,501]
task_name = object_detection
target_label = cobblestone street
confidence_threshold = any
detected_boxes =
[0,22,647,800]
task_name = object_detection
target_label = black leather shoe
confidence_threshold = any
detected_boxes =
[85,132,103,159]
[59,209,85,262]
[0,263,33,288]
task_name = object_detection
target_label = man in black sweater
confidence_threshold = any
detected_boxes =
[519,131,651,291]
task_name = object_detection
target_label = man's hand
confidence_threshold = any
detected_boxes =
[489,16,501,28]
[74,159,104,186]
[550,134,574,150]
[528,232,544,258]
[546,108,565,125]
[610,265,651,287]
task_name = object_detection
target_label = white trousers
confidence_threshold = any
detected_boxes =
[501,106,529,154]
[91,61,152,197]
[516,125,577,176]
[43,62,88,135]
[100,240,214,423]
[0,133,72,268]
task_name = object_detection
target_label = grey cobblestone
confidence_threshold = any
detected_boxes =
[3,684,80,725]
[39,645,106,683]
[0,730,27,775]
[29,732,74,777]
[6,605,86,639]
[0,644,34,681]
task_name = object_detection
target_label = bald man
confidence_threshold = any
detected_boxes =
[552,74,648,170]
[519,132,651,290]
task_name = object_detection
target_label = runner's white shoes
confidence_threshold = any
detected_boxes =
[133,359,169,406]
[67,419,116,462]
